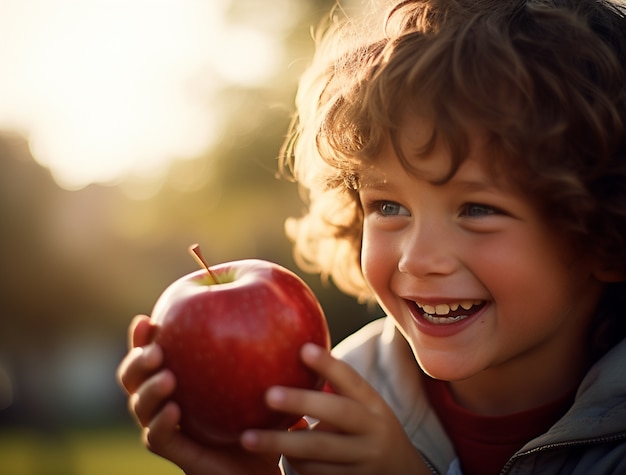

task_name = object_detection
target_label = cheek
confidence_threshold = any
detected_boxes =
[479,235,593,317]
[360,227,394,293]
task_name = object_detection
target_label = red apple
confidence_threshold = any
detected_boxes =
[151,248,330,445]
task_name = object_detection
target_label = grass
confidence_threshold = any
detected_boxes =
[0,427,181,475]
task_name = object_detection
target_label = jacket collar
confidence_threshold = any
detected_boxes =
[522,337,626,450]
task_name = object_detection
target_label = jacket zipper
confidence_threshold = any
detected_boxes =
[419,432,626,474]
[419,452,442,475]
[500,432,626,474]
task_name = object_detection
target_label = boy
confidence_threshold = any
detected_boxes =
[118,0,626,473]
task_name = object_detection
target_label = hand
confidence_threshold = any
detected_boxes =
[240,343,429,475]
[116,315,281,475]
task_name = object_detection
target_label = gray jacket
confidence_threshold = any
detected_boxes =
[283,317,626,474]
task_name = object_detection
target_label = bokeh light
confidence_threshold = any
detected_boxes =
[0,0,291,190]
[0,1,377,474]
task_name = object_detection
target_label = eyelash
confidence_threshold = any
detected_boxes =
[459,203,503,218]
[366,200,505,219]
[368,200,409,217]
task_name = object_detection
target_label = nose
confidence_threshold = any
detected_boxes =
[397,219,457,278]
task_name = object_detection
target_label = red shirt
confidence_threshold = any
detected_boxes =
[424,377,575,475]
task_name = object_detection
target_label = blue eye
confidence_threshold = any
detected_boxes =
[461,203,499,217]
[378,201,409,216]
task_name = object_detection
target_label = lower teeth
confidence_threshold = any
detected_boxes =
[423,313,468,324]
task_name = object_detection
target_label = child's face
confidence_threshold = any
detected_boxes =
[358,121,605,390]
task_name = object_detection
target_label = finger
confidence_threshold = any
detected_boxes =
[242,427,365,465]
[129,315,156,349]
[287,459,356,475]
[130,369,176,427]
[143,401,209,470]
[117,343,164,394]
[144,401,182,455]
[265,386,370,435]
[301,343,388,411]
[148,404,282,475]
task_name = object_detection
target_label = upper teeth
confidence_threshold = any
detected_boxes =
[418,300,483,315]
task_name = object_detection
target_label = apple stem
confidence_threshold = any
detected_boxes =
[189,243,219,283]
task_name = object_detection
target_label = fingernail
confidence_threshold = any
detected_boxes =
[241,430,259,449]
[266,386,286,407]
[301,342,322,360]
[142,344,156,360]
[142,344,162,367]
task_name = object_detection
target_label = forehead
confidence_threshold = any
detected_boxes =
[359,114,510,187]
[357,146,506,201]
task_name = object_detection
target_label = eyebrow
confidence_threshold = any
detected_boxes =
[454,179,499,191]
[454,175,514,194]
[357,176,504,193]
[357,178,389,190]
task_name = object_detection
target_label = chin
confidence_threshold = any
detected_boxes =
[413,351,483,382]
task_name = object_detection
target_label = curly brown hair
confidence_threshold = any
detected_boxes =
[280,0,626,350]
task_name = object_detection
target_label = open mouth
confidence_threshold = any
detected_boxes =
[409,300,486,325]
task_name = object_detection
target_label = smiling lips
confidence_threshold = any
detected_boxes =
[413,300,486,324]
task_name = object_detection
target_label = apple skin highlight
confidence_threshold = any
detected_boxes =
[151,259,331,445]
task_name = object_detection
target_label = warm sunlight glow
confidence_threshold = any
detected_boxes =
[0,0,286,190]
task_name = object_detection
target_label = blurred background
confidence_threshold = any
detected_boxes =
[0,0,381,473]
